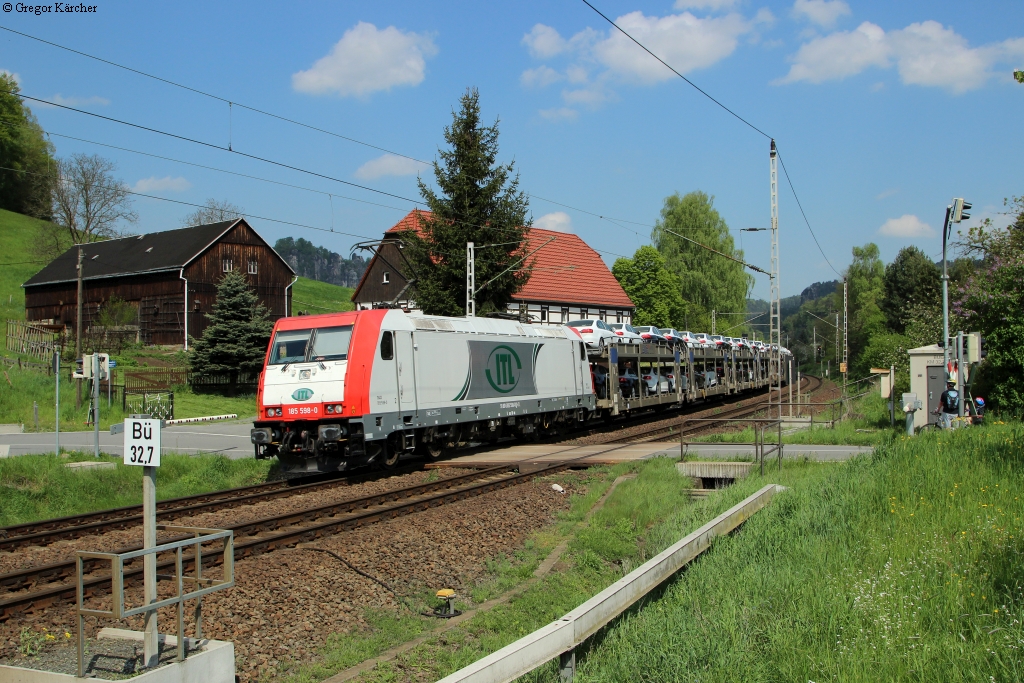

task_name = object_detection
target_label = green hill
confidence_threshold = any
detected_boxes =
[291,276,355,314]
[0,208,51,324]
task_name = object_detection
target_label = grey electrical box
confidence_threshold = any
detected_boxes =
[902,393,922,412]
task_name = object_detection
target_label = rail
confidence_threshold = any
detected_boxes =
[75,525,234,677]
[435,484,785,683]
[679,417,783,475]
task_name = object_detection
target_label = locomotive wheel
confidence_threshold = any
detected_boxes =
[381,444,400,468]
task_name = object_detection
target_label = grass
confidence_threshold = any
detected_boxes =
[0,451,272,526]
[0,208,51,325]
[291,277,355,314]
[0,365,257,431]
[562,425,1024,682]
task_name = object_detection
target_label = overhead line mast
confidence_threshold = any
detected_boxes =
[769,140,781,416]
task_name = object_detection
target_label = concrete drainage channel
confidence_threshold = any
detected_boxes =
[677,460,756,496]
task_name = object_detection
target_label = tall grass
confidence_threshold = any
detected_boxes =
[0,452,272,526]
[569,425,1024,682]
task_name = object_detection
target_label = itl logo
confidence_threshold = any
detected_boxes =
[485,345,521,394]
[291,388,314,401]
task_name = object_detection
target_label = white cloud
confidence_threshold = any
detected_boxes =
[562,84,614,107]
[523,24,567,59]
[792,0,850,29]
[778,20,1024,93]
[354,153,426,180]
[534,212,573,232]
[592,11,753,83]
[538,107,579,122]
[292,22,437,98]
[878,214,934,237]
[521,66,562,88]
[133,176,191,193]
[566,65,589,84]
[875,188,898,200]
[673,0,739,10]
[777,21,889,84]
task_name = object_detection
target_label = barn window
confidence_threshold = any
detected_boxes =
[222,258,233,273]
[248,259,258,275]
[383,271,390,285]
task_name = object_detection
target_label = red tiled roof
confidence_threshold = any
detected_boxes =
[385,210,633,309]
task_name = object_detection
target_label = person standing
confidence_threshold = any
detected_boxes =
[933,376,960,429]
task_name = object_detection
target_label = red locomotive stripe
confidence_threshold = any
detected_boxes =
[345,309,388,417]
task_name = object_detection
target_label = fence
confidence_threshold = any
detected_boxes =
[6,320,62,361]
[123,369,257,395]
[123,391,174,420]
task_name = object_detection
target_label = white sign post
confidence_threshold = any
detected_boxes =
[123,417,161,668]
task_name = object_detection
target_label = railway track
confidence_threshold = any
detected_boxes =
[0,442,635,621]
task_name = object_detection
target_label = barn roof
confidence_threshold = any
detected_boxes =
[380,210,634,309]
[23,219,293,287]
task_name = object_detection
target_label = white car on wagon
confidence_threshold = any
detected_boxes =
[608,323,644,345]
[565,319,618,350]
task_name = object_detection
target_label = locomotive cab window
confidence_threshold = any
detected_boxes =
[310,325,353,361]
[380,331,394,360]
[270,329,311,365]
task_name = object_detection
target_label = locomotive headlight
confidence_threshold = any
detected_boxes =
[326,405,334,414]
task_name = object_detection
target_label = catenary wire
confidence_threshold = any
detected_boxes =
[578,0,841,276]
[0,24,432,167]
[0,165,375,241]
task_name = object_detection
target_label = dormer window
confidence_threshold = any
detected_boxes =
[382,271,390,284]
[222,258,233,272]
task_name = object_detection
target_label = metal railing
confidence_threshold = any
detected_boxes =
[679,417,783,475]
[76,525,234,677]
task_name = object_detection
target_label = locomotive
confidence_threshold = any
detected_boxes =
[250,309,789,474]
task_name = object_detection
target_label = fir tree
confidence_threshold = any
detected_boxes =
[189,270,273,383]
[402,88,532,316]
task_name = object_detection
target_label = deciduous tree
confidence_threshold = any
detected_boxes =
[0,73,54,218]
[181,198,244,226]
[612,246,687,329]
[880,246,939,334]
[652,191,752,333]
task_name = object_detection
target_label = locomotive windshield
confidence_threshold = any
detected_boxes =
[269,325,353,364]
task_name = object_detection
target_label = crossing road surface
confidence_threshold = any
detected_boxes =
[0,419,256,458]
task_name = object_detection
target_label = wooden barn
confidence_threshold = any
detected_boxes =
[22,219,296,347]
[351,210,635,324]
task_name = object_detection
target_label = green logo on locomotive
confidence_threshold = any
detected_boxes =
[291,388,314,401]
[485,345,521,393]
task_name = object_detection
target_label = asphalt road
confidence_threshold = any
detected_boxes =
[0,419,257,458]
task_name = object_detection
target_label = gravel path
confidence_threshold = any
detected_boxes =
[0,472,583,681]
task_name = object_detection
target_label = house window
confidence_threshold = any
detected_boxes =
[616,310,623,323]
[248,259,258,275]
[383,271,390,284]
[222,258,233,273]
[561,307,569,322]
[599,310,606,321]
[580,308,588,319]
[540,306,548,322]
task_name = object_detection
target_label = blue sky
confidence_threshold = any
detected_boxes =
[2,0,1022,298]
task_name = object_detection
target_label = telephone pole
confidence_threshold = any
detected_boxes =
[769,140,781,417]
[466,242,475,317]
[76,247,84,410]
